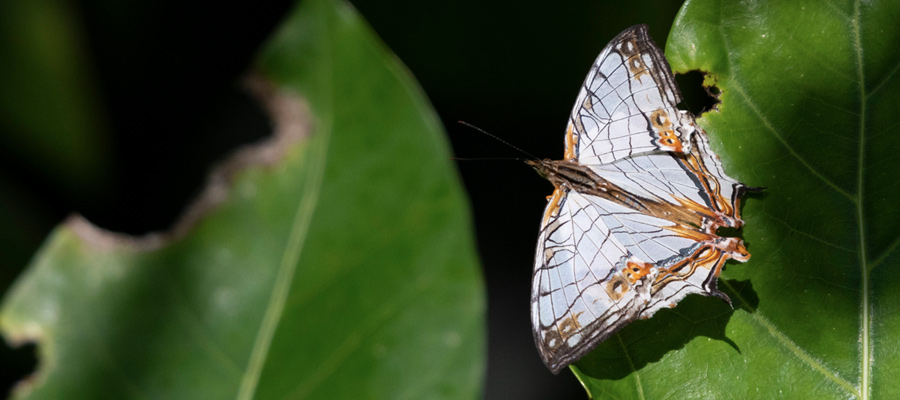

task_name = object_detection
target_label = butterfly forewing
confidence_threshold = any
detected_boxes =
[568,25,695,165]
[531,24,751,374]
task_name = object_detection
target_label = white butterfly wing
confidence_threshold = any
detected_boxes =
[532,148,749,372]
[531,25,752,374]
[532,189,649,373]
[591,132,746,229]
[586,131,750,312]
[568,25,695,164]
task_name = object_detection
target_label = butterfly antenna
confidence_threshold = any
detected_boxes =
[450,157,528,161]
[457,121,540,160]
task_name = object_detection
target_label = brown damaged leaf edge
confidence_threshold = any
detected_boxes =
[67,73,312,252]
[1,75,313,396]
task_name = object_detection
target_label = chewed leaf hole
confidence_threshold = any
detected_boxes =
[716,226,741,238]
[675,70,720,116]
[1,339,37,397]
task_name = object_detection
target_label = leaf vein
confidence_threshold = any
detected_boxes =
[866,57,900,98]
[719,280,859,396]
[169,287,243,377]
[869,235,900,271]
[618,335,645,400]
[282,265,444,399]
[713,22,856,202]
[764,212,856,252]
[728,82,856,201]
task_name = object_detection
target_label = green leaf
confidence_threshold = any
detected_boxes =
[573,0,900,398]
[0,0,485,398]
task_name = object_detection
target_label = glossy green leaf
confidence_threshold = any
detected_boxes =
[0,0,485,398]
[573,0,900,398]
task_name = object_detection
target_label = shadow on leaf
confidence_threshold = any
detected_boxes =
[573,278,758,380]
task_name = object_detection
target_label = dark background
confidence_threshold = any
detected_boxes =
[0,0,702,398]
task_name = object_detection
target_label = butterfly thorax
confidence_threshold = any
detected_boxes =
[527,156,746,238]
[526,159,607,190]
[526,159,647,213]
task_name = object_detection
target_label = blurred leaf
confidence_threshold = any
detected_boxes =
[0,0,110,194]
[0,0,485,398]
[573,0,900,398]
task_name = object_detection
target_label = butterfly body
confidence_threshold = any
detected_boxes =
[530,25,752,374]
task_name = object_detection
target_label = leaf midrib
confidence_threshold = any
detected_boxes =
[714,2,873,396]
[851,1,870,399]
[235,121,331,400]
[235,8,336,395]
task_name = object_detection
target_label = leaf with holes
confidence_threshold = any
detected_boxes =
[0,0,485,398]
[571,0,900,398]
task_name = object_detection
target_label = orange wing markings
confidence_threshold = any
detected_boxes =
[640,197,706,230]
[618,36,649,83]
[653,245,722,288]
[541,310,587,352]
[657,197,750,261]
[543,188,565,225]
[564,123,577,160]
[604,274,630,301]
[558,310,585,341]
[663,223,716,243]
[668,195,744,231]
[603,258,653,302]
[623,259,654,284]
[628,57,649,83]
[603,234,749,303]
[652,238,748,291]
[671,196,719,221]
[649,109,684,153]
[716,237,750,262]
[677,141,743,220]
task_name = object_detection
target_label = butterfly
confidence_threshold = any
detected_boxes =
[529,24,753,374]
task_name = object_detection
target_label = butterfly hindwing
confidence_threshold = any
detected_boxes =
[532,189,649,373]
